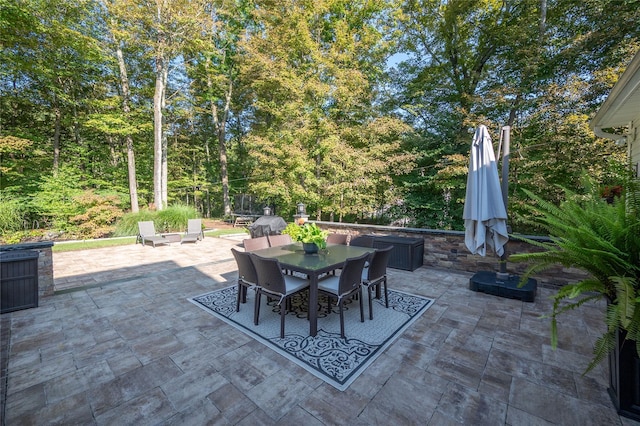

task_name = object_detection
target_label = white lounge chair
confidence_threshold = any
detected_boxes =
[181,218,204,244]
[137,221,169,247]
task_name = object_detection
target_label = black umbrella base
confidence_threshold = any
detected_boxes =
[469,271,537,302]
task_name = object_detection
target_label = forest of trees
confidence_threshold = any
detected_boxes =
[1,0,639,240]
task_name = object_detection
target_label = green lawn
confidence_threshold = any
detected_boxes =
[52,228,247,252]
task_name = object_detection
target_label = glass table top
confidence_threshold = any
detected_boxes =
[251,243,373,272]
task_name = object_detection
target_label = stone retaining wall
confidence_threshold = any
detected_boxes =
[314,221,587,289]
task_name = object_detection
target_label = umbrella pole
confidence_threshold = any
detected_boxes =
[497,126,510,279]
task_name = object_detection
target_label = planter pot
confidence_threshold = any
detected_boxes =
[302,243,318,254]
[609,329,640,421]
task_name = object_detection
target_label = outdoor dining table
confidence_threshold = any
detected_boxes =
[250,242,375,337]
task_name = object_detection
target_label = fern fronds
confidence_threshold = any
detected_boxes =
[510,176,640,373]
[613,277,637,328]
[587,330,616,373]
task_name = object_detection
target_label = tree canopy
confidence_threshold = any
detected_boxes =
[1,0,638,240]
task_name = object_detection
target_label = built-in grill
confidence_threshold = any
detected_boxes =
[248,216,287,238]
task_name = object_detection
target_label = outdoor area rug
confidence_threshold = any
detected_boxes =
[189,285,434,391]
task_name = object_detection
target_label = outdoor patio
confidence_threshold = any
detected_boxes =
[1,235,638,425]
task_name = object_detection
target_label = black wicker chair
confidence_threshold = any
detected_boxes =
[362,246,393,320]
[250,253,310,338]
[317,252,369,339]
[231,248,259,313]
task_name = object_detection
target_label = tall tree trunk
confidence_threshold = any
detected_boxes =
[153,52,165,210]
[72,102,83,173]
[161,65,168,208]
[107,135,118,166]
[216,107,231,217]
[162,127,168,207]
[152,0,167,210]
[206,60,232,217]
[539,0,547,42]
[53,96,61,176]
[507,1,547,128]
[115,39,139,212]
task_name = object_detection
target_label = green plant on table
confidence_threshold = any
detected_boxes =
[282,222,328,249]
[509,176,640,372]
[281,222,302,241]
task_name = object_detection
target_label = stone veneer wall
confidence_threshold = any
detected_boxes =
[0,241,55,297]
[314,221,588,289]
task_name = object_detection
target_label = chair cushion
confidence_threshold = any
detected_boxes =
[362,269,383,282]
[239,277,257,287]
[283,276,309,295]
[317,276,340,295]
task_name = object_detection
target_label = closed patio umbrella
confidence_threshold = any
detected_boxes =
[463,125,508,257]
[464,125,537,302]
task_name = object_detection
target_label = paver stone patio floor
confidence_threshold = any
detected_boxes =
[2,235,639,425]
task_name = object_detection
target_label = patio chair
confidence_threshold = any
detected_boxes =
[249,253,310,338]
[326,233,349,245]
[361,246,393,320]
[267,233,295,275]
[243,236,269,251]
[267,233,292,247]
[317,252,369,339]
[137,221,168,247]
[181,218,204,244]
[323,233,350,276]
[231,248,259,313]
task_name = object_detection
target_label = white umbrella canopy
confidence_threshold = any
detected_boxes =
[463,125,509,257]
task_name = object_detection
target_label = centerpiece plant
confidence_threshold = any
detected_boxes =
[282,222,328,250]
[510,176,640,373]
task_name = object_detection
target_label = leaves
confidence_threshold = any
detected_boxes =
[510,176,640,372]
[240,0,416,219]
[288,222,329,248]
[0,0,638,237]
[613,277,638,330]
[389,0,637,229]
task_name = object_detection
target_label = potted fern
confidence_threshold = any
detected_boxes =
[282,222,328,254]
[510,177,640,419]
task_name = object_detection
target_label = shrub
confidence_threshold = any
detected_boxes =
[114,204,200,236]
[68,191,126,239]
[113,210,157,237]
[156,204,200,232]
[30,167,83,232]
[29,166,127,240]
[0,194,27,233]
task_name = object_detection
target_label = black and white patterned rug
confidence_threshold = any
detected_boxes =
[189,285,434,391]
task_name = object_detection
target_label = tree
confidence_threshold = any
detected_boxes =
[1,0,107,177]
[184,0,256,217]
[389,0,639,230]
[389,0,523,228]
[105,3,140,212]
[108,0,210,210]
[1,0,638,239]
[240,0,415,219]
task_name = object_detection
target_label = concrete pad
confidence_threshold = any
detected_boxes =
[0,235,632,424]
